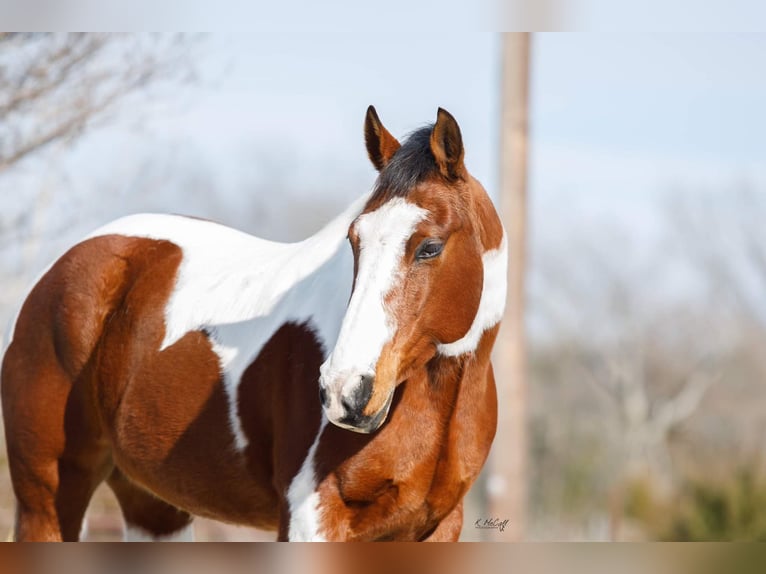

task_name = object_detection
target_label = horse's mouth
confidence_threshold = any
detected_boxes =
[330,389,395,434]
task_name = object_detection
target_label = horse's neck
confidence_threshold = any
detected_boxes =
[405,328,499,488]
[408,328,498,423]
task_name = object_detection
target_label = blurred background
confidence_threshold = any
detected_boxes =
[1,32,766,541]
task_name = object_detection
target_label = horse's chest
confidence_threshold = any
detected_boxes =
[315,416,465,540]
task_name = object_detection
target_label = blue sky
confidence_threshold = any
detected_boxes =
[534,34,766,161]
[150,33,766,245]
[2,31,766,342]
[530,33,766,229]
[5,32,766,270]
[119,33,766,203]
[197,32,766,187]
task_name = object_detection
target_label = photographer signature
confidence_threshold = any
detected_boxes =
[474,518,509,532]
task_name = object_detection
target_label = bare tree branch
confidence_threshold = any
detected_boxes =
[653,371,719,433]
[0,33,196,174]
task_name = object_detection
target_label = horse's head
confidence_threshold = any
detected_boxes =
[319,106,505,433]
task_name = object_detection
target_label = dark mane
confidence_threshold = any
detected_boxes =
[370,125,438,202]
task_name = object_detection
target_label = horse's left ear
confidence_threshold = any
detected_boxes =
[430,108,465,180]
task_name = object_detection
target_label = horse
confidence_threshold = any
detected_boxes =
[1,106,507,541]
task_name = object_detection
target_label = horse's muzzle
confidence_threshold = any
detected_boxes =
[319,373,394,433]
[337,390,393,434]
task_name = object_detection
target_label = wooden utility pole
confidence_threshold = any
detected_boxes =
[489,32,530,542]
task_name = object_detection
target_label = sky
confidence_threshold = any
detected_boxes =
[86,33,766,207]
[5,0,765,32]
[137,32,766,249]
[530,34,766,241]
[153,32,500,200]
[4,32,766,304]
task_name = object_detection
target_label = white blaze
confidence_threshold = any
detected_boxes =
[320,198,427,402]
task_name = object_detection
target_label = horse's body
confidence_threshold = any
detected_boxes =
[1,107,506,541]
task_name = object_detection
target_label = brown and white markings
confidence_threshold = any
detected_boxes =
[1,106,506,542]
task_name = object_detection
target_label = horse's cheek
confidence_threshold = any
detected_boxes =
[429,253,483,343]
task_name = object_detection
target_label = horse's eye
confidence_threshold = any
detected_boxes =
[415,239,444,261]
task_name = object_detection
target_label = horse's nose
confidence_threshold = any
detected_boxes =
[321,371,386,433]
[340,373,374,415]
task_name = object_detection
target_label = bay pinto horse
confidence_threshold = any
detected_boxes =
[1,106,507,541]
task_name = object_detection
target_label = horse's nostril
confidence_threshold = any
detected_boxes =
[319,386,329,408]
[340,374,375,417]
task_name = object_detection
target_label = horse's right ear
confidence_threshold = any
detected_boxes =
[364,105,400,172]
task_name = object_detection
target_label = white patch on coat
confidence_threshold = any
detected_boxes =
[87,194,368,451]
[319,198,427,417]
[125,523,194,542]
[437,232,508,357]
[286,417,328,541]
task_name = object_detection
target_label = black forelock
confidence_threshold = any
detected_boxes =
[370,124,438,202]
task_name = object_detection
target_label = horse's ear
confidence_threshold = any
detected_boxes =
[430,108,465,180]
[364,105,400,172]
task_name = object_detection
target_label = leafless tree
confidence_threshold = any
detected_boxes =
[0,34,198,347]
[0,33,195,173]
[670,188,766,328]
[540,240,721,462]
[528,219,730,539]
